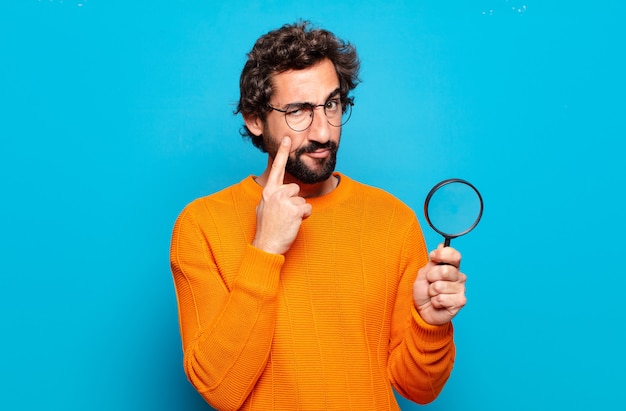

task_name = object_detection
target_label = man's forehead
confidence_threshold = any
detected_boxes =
[270,60,340,103]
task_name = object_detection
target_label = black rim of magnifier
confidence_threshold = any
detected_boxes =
[424,178,484,244]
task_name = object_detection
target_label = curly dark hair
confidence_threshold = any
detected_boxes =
[235,21,361,151]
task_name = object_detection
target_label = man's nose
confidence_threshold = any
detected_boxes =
[307,106,332,143]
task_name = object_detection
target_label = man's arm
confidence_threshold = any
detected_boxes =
[170,210,282,410]
[170,137,312,410]
[387,219,457,404]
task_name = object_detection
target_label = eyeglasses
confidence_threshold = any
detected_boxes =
[267,98,353,132]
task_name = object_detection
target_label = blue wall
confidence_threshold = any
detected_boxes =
[2,1,625,410]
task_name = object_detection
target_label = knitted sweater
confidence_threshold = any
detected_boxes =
[170,173,455,411]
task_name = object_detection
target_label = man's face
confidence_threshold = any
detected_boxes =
[261,59,342,185]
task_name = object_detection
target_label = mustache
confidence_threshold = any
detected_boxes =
[295,141,338,155]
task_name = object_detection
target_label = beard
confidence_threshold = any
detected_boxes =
[264,134,339,185]
[287,141,338,184]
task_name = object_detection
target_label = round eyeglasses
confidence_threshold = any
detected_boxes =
[267,98,353,132]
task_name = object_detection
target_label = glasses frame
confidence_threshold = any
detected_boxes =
[267,98,353,132]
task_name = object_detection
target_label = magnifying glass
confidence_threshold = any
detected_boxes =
[424,178,483,247]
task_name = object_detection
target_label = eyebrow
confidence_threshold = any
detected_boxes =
[325,88,342,101]
[285,88,341,108]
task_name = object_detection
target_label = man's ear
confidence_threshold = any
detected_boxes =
[243,114,264,137]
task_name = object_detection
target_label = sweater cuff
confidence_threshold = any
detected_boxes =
[410,306,453,344]
[235,244,285,298]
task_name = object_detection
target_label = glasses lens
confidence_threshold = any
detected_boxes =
[285,105,313,132]
[283,101,353,131]
[327,102,352,127]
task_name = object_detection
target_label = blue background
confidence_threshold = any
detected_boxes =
[2,1,625,410]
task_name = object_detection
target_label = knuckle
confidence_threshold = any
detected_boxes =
[428,283,438,297]
[440,265,452,279]
[272,159,284,171]
[433,295,445,308]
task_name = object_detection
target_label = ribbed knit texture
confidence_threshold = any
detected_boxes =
[170,173,455,411]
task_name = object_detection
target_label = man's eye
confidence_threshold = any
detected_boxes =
[286,104,308,117]
[325,99,340,111]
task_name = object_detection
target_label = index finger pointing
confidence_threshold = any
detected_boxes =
[267,136,291,188]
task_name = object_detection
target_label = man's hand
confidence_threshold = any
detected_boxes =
[413,244,467,325]
[252,137,312,255]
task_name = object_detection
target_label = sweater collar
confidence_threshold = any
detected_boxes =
[240,172,353,210]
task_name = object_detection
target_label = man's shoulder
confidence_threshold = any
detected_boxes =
[342,174,415,217]
[345,174,407,201]
[180,176,257,215]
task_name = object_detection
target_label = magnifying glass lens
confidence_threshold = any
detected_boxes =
[427,182,482,235]
[424,179,483,246]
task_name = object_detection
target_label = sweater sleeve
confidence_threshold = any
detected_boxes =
[170,205,283,411]
[387,218,456,404]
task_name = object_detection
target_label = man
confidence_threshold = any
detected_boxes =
[170,21,467,411]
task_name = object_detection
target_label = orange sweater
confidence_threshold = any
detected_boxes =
[170,173,455,411]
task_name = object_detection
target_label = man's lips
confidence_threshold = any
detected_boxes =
[304,149,331,159]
